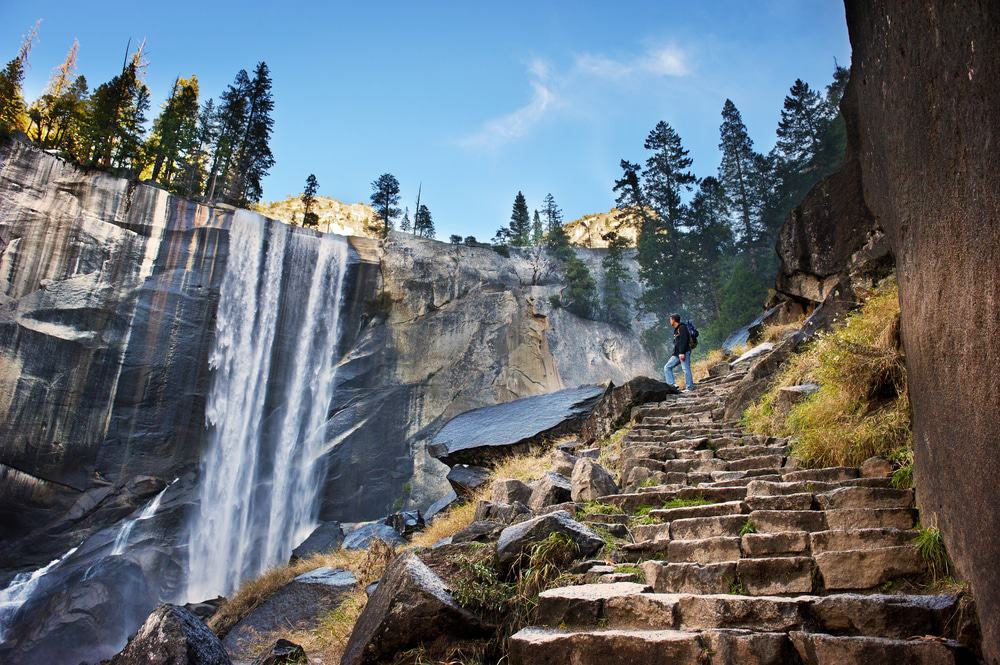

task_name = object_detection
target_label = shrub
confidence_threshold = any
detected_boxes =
[739,520,757,536]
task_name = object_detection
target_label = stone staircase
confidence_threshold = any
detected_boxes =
[509,366,979,664]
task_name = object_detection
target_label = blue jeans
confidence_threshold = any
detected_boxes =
[664,353,694,389]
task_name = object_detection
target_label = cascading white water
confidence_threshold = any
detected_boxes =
[0,546,79,640]
[186,212,350,600]
[111,479,177,555]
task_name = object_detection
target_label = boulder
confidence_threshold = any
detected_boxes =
[528,472,572,510]
[110,604,230,665]
[474,500,531,524]
[252,639,306,665]
[385,510,424,536]
[290,521,344,563]
[731,344,774,366]
[492,478,532,505]
[446,464,491,496]
[708,361,732,378]
[570,459,619,502]
[860,456,894,479]
[427,385,606,466]
[340,553,488,665]
[451,520,503,544]
[551,449,578,476]
[183,597,226,621]
[579,377,677,445]
[496,510,604,568]
[342,522,407,550]
[774,384,819,417]
[222,568,357,655]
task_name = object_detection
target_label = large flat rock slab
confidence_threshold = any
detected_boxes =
[428,385,605,466]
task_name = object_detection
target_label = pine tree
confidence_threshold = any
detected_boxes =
[601,231,631,326]
[301,173,319,228]
[531,210,544,245]
[508,191,531,246]
[84,43,150,171]
[718,99,765,248]
[642,121,696,227]
[147,76,200,187]
[775,79,827,170]
[0,23,38,135]
[562,254,598,319]
[206,69,250,201]
[29,40,78,146]
[542,193,571,259]
[175,98,216,198]
[400,206,411,233]
[228,62,275,205]
[414,203,434,238]
[368,173,400,239]
[684,176,734,322]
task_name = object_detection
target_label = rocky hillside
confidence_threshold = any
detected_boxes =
[255,195,377,237]
[0,139,658,664]
[563,210,638,248]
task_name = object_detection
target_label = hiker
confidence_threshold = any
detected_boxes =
[664,313,695,391]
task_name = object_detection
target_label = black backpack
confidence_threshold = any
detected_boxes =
[685,321,699,348]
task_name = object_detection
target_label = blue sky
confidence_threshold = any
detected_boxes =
[1,1,851,240]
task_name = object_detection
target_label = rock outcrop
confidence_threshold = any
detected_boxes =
[844,3,1000,659]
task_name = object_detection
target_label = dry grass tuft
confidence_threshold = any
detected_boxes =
[744,278,911,468]
[757,320,804,344]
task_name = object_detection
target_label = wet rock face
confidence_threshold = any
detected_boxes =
[427,385,605,466]
[844,2,1000,661]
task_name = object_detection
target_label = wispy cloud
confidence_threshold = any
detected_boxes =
[458,60,557,151]
[459,43,691,151]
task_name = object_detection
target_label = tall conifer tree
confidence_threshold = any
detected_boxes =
[508,191,531,246]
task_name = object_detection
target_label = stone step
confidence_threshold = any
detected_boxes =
[746,477,893,499]
[815,486,914,510]
[748,509,828,533]
[814,545,926,590]
[726,454,786,472]
[511,626,801,665]
[742,531,811,557]
[789,632,976,665]
[714,444,790,461]
[782,467,859,483]
[669,514,749,540]
[824,508,917,531]
[697,473,783,489]
[643,557,815,595]
[666,536,743,564]
[534,584,964,641]
[810,528,918,554]
[602,486,748,513]
[746,492,815,511]
[647,500,747,523]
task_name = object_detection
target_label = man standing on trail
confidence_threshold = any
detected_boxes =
[664,313,695,391]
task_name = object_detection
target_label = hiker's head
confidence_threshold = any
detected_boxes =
[670,314,681,328]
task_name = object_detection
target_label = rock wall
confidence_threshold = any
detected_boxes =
[844,2,1000,661]
[0,139,657,664]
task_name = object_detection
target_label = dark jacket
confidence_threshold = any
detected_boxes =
[672,322,691,357]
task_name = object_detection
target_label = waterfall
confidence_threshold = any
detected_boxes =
[0,546,79,640]
[186,213,350,600]
[111,479,177,555]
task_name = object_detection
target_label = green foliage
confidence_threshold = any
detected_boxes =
[913,525,950,580]
[449,234,463,244]
[727,577,748,595]
[600,231,631,327]
[368,173,401,238]
[508,191,531,246]
[414,203,435,239]
[739,520,757,536]
[453,558,516,614]
[301,173,320,228]
[562,254,598,319]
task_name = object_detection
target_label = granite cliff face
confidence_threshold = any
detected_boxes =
[0,139,656,663]
[844,2,1000,661]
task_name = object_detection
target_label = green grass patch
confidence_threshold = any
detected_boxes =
[578,501,622,516]
[661,497,712,509]
[913,524,950,580]
[739,520,757,536]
